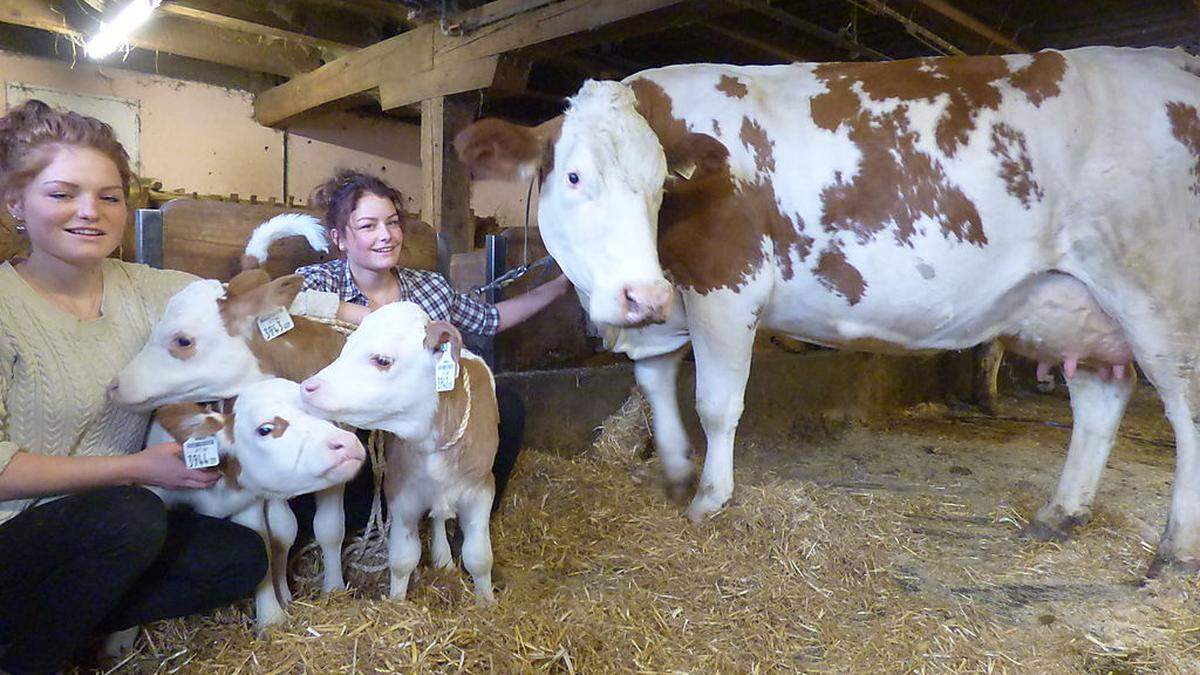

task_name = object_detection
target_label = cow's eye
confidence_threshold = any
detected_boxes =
[173,335,193,348]
[256,423,275,437]
[372,354,394,369]
[567,172,580,186]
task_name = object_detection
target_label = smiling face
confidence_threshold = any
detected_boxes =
[332,192,404,273]
[6,145,127,265]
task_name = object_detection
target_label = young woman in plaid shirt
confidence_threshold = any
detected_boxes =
[288,170,570,539]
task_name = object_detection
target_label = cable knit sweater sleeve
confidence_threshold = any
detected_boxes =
[0,332,16,474]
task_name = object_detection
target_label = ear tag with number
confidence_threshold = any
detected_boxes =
[257,307,295,341]
[183,435,220,470]
[435,342,458,393]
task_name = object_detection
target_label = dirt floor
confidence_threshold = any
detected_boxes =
[101,377,1200,674]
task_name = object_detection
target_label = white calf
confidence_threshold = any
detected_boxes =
[301,302,500,604]
[154,378,365,628]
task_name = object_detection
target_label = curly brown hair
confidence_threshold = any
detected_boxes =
[309,169,406,239]
[0,99,135,201]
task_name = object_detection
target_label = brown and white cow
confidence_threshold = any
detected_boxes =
[456,46,1200,573]
[301,302,500,604]
[109,264,353,592]
[154,378,365,628]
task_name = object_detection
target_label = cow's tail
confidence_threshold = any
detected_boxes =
[241,213,328,271]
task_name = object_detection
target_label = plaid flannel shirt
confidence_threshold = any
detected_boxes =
[294,258,500,336]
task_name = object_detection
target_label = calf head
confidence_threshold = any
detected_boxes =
[157,378,365,497]
[455,80,673,327]
[109,270,303,411]
[301,302,458,438]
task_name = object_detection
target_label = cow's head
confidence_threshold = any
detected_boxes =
[455,80,673,327]
[301,302,451,438]
[157,378,365,497]
[109,270,302,411]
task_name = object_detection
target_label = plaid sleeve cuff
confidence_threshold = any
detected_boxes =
[451,292,501,336]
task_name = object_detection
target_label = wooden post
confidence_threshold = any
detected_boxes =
[421,94,476,254]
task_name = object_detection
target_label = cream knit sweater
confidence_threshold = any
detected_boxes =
[0,259,196,524]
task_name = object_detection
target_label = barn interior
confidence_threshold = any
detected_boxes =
[2,0,1200,672]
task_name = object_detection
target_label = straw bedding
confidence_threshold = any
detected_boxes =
[94,383,1200,674]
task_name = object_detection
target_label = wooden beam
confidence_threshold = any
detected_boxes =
[254,23,436,127]
[254,0,697,127]
[450,0,556,31]
[704,23,805,63]
[160,1,357,59]
[913,0,1026,53]
[0,0,322,75]
[421,95,476,254]
[380,54,530,111]
[853,0,965,56]
[729,0,890,60]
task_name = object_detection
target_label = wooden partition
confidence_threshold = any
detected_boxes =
[157,198,438,281]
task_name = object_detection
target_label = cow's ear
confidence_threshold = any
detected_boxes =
[228,269,271,296]
[263,274,303,311]
[665,133,729,184]
[455,116,561,182]
[424,320,463,365]
[155,403,223,444]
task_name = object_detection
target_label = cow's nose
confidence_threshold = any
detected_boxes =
[329,432,365,459]
[105,379,120,401]
[302,379,320,394]
[622,281,673,325]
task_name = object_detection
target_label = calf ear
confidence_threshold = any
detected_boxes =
[264,274,303,311]
[424,320,463,365]
[155,403,225,443]
[227,269,271,296]
[454,116,561,182]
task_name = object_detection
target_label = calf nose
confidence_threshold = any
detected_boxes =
[328,432,365,459]
[105,379,120,401]
[302,379,321,395]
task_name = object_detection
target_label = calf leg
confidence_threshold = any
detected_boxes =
[1026,367,1134,541]
[974,340,1005,413]
[458,487,496,605]
[429,517,454,569]
[633,346,694,501]
[265,498,298,604]
[312,485,346,592]
[386,494,424,600]
[230,502,285,630]
[685,299,758,522]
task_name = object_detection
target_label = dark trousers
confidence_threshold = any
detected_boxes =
[290,384,526,549]
[0,486,267,675]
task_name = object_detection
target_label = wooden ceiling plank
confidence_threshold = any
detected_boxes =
[729,0,890,60]
[254,0,697,127]
[703,22,805,63]
[0,0,321,76]
[914,0,1026,53]
[160,1,357,59]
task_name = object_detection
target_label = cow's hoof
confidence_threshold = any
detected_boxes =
[664,474,697,505]
[686,485,729,523]
[1146,551,1200,578]
[1023,504,1090,542]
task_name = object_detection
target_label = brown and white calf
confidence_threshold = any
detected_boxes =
[301,302,500,604]
[153,378,365,628]
[456,46,1200,573]
[109,267,353,592]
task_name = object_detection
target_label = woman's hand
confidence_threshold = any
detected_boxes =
[130,442,221,490]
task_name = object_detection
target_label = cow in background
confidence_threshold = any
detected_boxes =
[456,46,1200,574]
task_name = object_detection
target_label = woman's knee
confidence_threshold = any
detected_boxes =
[221,522,269,598]
[86,486,168,554]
